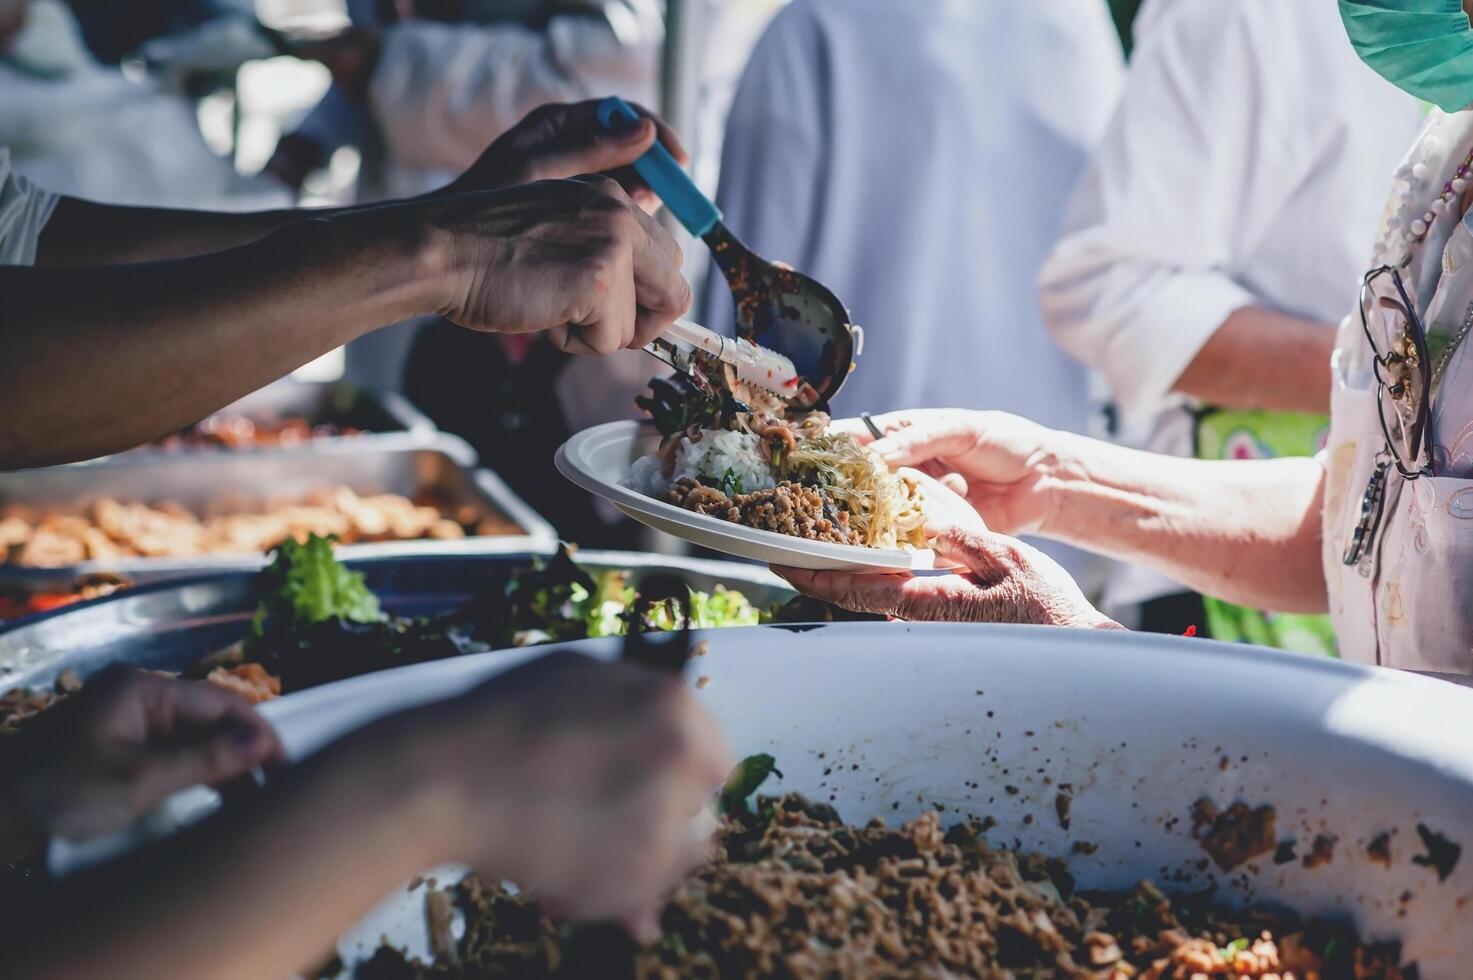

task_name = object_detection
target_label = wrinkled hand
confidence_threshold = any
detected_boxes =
[446,100,689,213]
[419,175,691,354]
[902,467,988,537]
[837,409,1063,535]
[0,667,284,856]
[776,527,1121,630]
[432,652,730,941]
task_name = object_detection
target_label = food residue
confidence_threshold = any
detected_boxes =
[1367,831,1394,868]
[1190,798,1277,872]
[1411,823,1462,882]
[1054,789,1072,831]
[1302,834,1336,870]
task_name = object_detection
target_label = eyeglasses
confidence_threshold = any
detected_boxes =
[1359,266,1433,480]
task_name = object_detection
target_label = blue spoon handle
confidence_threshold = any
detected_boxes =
[596,96,722,238]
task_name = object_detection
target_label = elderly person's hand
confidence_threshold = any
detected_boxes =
[445,100,689,214]
[0,667,284,861]
[783,412,1118,628]
[838,409,1067,535]
[777,527,1122,630]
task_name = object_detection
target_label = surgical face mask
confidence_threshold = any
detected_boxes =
[1340,0,1473,112]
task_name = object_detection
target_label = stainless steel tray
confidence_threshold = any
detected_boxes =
[0,436,557,585]
[218,378,434,435]
[73,379,437,464]
[0,552,793,694]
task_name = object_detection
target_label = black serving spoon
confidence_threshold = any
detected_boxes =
[597,97,857,410]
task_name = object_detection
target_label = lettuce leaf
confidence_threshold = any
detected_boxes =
[687,585,761,629]
[250,534,383,637]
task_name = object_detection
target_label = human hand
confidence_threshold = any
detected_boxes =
[426,652,730,940]
[416,175,691,354]
[776,526,1121,631]
[446,100,689,213]
[0,667,284,855]
[901,467,989,538]
[836,409,1066,535]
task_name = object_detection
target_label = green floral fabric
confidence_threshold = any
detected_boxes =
[1194,409,1339,657]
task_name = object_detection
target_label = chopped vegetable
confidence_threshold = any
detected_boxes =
[716,467,746,497]
[719,753,782,817]
[1218,936,1250,960]
[688,586,762,629]
[635,373,727,437]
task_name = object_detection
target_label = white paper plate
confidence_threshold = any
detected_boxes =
[555,421,950,572]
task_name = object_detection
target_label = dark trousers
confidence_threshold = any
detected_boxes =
[1136,592,1208,638]
[403,321,640,550]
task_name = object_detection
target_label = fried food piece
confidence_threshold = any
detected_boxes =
[0,486,519,567]
[205,663,282,704]
[14,528,87,568]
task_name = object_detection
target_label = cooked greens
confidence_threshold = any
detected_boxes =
[229,541,807,696]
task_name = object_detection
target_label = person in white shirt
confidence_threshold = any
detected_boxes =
[1037,0,1423,644]
[701,0,1126,584]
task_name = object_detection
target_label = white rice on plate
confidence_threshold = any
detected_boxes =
[627,429,777,497]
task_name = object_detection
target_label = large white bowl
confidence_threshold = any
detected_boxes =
[556,420,952,571]
[256,625,1473,975]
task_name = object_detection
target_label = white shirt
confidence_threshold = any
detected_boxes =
[699,0,1124,588]
[367,2,664,197]
[704,0,1123,432]
[0,148,59,266]
[1037,0,1423,609]
[1325,111,1473,673]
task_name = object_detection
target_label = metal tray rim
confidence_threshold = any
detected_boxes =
[0,548,785,636]
[64,381,440,467]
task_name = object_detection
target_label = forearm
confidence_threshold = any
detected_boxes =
[1171,305,1335,414]
[1036,434,1328,613]
[33,198,338,267]
[1,210,441,468]
[8,719,457,980]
